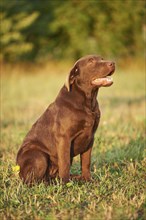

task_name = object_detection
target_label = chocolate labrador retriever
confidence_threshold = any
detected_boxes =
[16,55,115,184]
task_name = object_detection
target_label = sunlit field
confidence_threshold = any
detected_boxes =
[0,62,145,220]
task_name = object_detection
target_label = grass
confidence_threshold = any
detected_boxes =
[0,62,146,220]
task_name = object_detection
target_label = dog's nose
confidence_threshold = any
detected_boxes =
[108,62,115,67]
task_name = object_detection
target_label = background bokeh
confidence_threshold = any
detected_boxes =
[0,0,145,62]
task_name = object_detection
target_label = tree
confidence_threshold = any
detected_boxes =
[0,0,145,62]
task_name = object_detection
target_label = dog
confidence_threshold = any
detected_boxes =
[16,55,115,184]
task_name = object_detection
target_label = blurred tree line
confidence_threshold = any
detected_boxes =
[0,0,145,62]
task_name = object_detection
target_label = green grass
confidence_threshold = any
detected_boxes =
[0,65,146,220]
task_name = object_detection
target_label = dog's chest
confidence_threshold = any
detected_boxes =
[73,111,100,155]
[84,110,100,137]
[85,111,100,130]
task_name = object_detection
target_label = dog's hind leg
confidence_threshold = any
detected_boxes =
[17,149,48,185]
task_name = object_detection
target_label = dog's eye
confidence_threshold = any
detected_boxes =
[88,58,94,63]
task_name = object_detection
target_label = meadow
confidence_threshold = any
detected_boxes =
[0,61,145,220]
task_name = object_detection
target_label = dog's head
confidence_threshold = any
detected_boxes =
[65,55,115,92]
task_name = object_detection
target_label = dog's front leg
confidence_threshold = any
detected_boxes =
[57,139,70,183]
[80,142,93,181]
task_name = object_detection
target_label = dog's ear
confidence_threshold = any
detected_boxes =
[65,64,79,92]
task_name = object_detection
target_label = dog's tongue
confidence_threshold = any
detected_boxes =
[92,76,113,87]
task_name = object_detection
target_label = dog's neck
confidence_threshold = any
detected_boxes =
[65,82,99,112]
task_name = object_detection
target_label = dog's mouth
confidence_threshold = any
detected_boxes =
[91,69,115,87]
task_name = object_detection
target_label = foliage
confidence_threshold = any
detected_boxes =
[0,0,145,62]
[0,64,145,219]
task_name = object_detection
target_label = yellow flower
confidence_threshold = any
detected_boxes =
[12,165,20,172]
